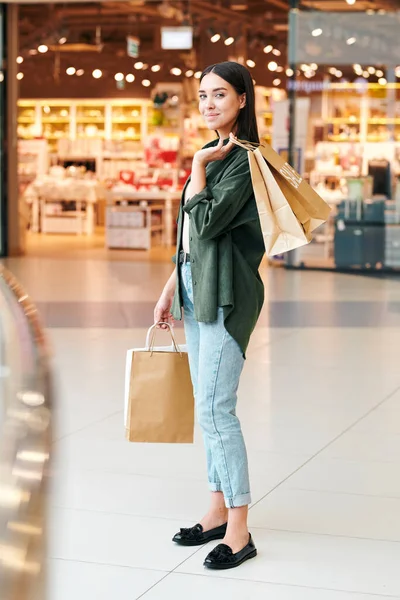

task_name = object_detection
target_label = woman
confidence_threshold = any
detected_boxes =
[154,61,265,570]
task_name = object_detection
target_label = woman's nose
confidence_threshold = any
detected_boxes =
[205,96,215,109]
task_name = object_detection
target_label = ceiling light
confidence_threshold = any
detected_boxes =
[211,33,221,43]
[346,0,356,5]
[185,70,194,77]
[126,73,135,83]
[362,70,370,78]
[366,8,374,14]
[142,79,151,87]
[151,65,161,72]
[310,63,318,70]
[346,37,356,45]
[276,66,284,73]
[301,64,310,71]
[43,106,50,114]
[246,59,256,68]
[134,62,144,70]
[29,49,38,56]
[38,44,48,54]
[329,67,337,75]
[286,68,294,77]
[353,63,361,70]
[142,64,149,70]
[16,56,23,64]
[395,66,400,78]
[114,72,124,81]
[335,70,343,78]
[58,36,67,45]
[272,48,281,56]
[224,36,235,46]
[268,61,278,72]
[378,77,387,85]
[194,71,202,79]
[376,69,384,78]
[263,45,273,54]
[92,69,102,79]
[273,78,281,86]
[312,28,323,37]
[17,72,24,80]
[171,67,182,76]
[367,66,376,74]
[76,69,84,77]
[66,67,76,76]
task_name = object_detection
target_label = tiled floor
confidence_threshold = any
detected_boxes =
[3,250,400,600]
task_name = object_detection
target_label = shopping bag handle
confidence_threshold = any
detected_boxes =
[146,322,182,355]
[229,134,260,153]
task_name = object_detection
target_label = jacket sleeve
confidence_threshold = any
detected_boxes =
[182,155,253,241]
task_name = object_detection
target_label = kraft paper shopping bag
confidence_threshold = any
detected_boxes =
[231,136,331,256]
[124,323,194,443]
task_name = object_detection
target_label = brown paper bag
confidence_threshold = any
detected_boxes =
[124,323,194,443]
[231,137,331,256]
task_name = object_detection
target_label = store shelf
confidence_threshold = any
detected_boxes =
[42,118,70,124]
[327,118,360,124]
[368,118,400,124]
[76,118,105,124]
[112,119,142,124]
[327,136,361,142]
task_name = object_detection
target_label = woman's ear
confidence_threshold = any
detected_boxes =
[239,93,246,109]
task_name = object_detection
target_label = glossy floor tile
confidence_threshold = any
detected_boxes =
[3,251,400,599]
[141,572,399,600]
[176,529,400,597]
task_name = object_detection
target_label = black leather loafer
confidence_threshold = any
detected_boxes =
[204,534,257,569]
[172,523,227,546]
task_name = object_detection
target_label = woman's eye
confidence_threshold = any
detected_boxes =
[199,95,206,100]
[215,94,225,98]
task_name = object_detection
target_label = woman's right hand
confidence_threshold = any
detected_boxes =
[154,292,174,330]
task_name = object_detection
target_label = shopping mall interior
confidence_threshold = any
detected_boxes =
[1,1,400,599]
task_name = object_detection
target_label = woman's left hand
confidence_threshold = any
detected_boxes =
[193,136,235,167]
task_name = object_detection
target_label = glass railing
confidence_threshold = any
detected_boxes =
[0,265,52,600]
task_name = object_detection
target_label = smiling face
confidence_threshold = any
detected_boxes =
[198,71,246,139]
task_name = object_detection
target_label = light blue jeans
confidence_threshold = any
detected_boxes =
[180,263,251,508]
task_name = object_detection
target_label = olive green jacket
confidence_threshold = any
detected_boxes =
[171,139,265,357]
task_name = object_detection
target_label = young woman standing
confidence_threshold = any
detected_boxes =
[154,61,265,570]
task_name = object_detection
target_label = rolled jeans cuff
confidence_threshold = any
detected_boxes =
[209,481,223,493]
[224,492,252,508]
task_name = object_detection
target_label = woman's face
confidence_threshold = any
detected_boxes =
[198,72,246,136]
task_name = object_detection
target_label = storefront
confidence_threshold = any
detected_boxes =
[5,0,286,257]
[2,0,400,269]
[286,1,400,271]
